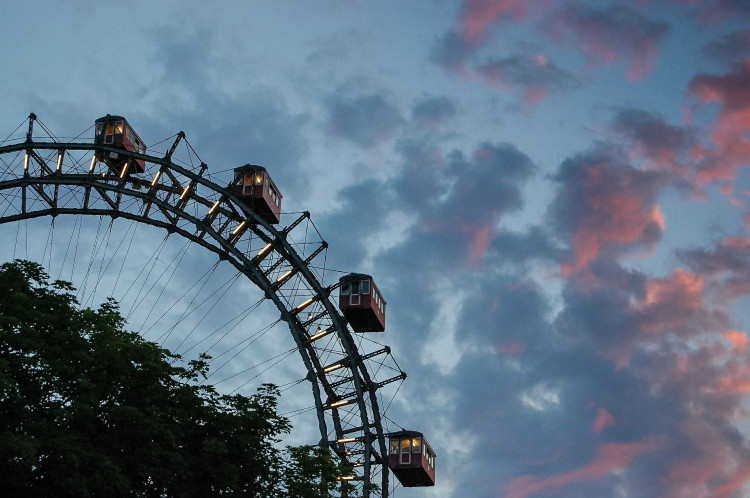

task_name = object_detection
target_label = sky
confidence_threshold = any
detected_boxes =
[1,0,749,497]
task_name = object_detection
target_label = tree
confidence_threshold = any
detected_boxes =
[0,260,352,497]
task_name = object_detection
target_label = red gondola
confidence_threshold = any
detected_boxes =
[94,115,147,174]
[338,273,386,332]
[388,431,436,487]
[231,165,283,225]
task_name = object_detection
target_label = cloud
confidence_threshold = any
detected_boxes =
[150,24,216,89]
[431,30,482,75]
[317,97,539,300]
[433,258,676,495]
[505,438,660,498]
[316,110,537,284]
[656,416,741,497]
[715,458,750,498]
[548,148,667,275]
[668,0,750,24]
[392,138,450,210]
[608,63,749,197]
[487,226,561,265]
[476,54,578,106]
[417,142,536,267]
[557,257,729,369]
[688,60,750,187]
[610,108,697,180]
[375,137,747,497]
[723,330,748,352]
[323,87,404,149]
[410,94,458,130]
[703,29,750,65]
[431,0,530,74]
[459,274,552,349]
[543,4,669,81]
[637,269,705,334]
[305,28,370,66]
[538,252,749,495]
[555,262,646,367]
[676,235,750,302]
[431,1,585,107]
[592,407,615,434]
[701,0,750,21]
[534,215,750,494]
[458,0,529,44]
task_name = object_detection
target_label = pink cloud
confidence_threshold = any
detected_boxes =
[717,363,750,394]
[434,1,573,106]
[468,223,493,267]
[637,269,704,334]
[610,108,698,181]
[688,60,750,187]
[725,235,750,249]
[419,142,534,267]
[661,417,741,496]
[593,269,706,368]
[723,330,747,352]
[715,458,750,498]
[592,407,616,434]
[556,159,666,276]
[677,235,750,302]
[496,342,527,357]
[421,217,495,268]
[564,204,665,276]
[545,4,669,82]
[459,0,529,43]
[433,0,534,76]
[551,232,749,495]
[476,54,577,108]
[505,438,660,498]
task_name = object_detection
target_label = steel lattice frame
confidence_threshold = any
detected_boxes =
[0,116,406,497]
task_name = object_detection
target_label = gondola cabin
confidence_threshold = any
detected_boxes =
[94,115,147,174]
[338,273,386,332]
[231,165,283,224]
[388,431,436,487]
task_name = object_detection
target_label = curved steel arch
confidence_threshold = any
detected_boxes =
[0,119,406,496]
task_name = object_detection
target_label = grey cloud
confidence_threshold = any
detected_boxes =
[704,29,750,65]
[487,226,562,266]
[476,54,578,99]
[324,90,404,149]
[410,95,458,129]
[611,108,696,161]
[430,30,479,73]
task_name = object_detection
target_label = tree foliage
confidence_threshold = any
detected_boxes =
[0,260,352,497]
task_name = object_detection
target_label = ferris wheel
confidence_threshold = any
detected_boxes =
[0,113,435,497]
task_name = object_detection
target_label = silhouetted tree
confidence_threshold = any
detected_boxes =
[0,260,353,497]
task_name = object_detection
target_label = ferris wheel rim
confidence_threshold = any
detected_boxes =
[0,121,404,496]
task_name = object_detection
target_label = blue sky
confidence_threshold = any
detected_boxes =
[1,1,749,497]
